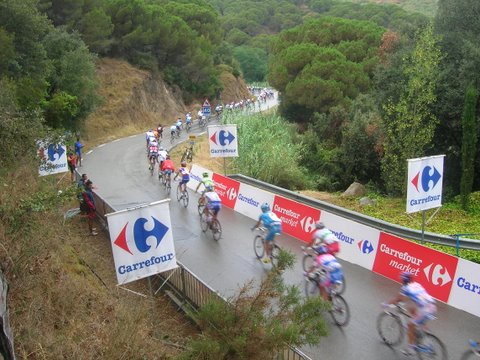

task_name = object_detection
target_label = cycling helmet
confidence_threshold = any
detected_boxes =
[159,147,164,151]
[181,161,187,166]
[315,221,325,229]
[205,185,213,192]
[400,271,413,285]
[202,172,209,178]
[261,203,270,213]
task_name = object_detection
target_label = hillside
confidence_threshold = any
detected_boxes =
[83,58,251,146]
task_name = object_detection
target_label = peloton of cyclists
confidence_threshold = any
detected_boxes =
[384,271,437,356]
[174,161,190,196]
[251,203,282,263]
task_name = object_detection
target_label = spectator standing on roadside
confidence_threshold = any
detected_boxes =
[82,180,97,236]
[74,137,84,167]
[67,152,77,182]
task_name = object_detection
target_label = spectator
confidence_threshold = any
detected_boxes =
[82,180,97,236]
[74,137,84,167]
[67,152,77,182]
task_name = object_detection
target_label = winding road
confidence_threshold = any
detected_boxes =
[82,104,479,360]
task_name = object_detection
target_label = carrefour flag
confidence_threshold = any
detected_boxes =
[106,200,177,285]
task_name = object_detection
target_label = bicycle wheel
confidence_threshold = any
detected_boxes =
[181,152,187,163]
[304,278,320,298]
[200,213,209,232]
[170,134,174,144]
[302,253,314,272]
[460,350,480,360]
[330,294,350,327]
[417,333,447,360]
[376,312,404,346]
[270,244,281,268]
[253,235,265,259]
[181,190,189,208]
[149,163,154,176]
[198,200,205,215]
[176,185,182,201]
[211,219,222,241]
[165,179,171,195]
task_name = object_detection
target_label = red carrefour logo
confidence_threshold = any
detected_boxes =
[372,232,458,302]
[212,173,240,209]
[272,196,321,242]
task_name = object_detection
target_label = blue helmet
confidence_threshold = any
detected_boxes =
[400,271,413,285]
[261,203,270,213]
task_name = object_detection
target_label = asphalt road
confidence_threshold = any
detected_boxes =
[82,107,480,360]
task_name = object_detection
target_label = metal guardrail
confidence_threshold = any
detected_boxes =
[229,174,480,251]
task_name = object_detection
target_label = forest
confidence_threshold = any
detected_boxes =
[1,0,479,203]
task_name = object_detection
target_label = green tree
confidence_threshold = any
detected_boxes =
[460,85,479,210]
[381,23,441,195]
[79,7,113,54]
[232,46,267,82]
[179,253,329,359]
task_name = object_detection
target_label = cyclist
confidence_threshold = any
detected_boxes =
[304,245,343,301]
[251,203,282,263]
[174,161,190,196]
[147,138,159,170]
[160,155,175,184]
[307,221,340,256]
[203,185,221,227]
[146,129,155,147]
[195,172,214,196]
[157,124,163,139]
[169,124,177,139]
[158,146,169,171]
[185,113,192,129]
[384,271,437,356]
[176,117,183,132]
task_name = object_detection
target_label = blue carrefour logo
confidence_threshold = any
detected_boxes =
[114,216,169,254]
[411,166,441,193]
[357,240,374,254]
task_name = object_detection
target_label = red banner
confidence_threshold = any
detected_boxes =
[372,232,459,302]
[272,196,321,242]
[212,173,240,209]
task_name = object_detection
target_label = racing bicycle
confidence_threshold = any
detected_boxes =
[181,145,194,163]
[161,170,172,195]
[197,196,206,215]
[304,271,350,327]
[253,227,281,268]
[176,181,189,208]
[200,209,221,241]
[377,303,447,360]
[198,115,206,128]
[148,155,157,176]
[301,246,346,294]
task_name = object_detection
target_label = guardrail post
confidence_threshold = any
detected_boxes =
[455,235,460,256]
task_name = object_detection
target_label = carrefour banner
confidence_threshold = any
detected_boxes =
[37,142,68,176]
[406,155,445,213]
[447,258,480,317]
[208,124,238,158]
[106,200,177,285]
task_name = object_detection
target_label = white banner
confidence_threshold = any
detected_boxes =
[187,164,213,192]
[208,124,238,158]
[406,155,445,213]
[234,182,276,221]
[106,200,177,285]
[37,142,68,176]
[447,258,480,317]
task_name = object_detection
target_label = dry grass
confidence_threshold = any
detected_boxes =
[0,165,197,359]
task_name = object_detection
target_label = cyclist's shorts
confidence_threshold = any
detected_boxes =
[413,303,437,325]
[179,178,189,185]
[330,268,343,285]
[163,169,173,175]
[207,201,221,215]
[265,223,282,241]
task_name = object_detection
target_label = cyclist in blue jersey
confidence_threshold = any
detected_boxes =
[204,185,221,226]
[385,271,437,356]
[252,203,282,263]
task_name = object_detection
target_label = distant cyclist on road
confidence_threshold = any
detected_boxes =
[384,271,437,356]
[203,185,221,227]
[174,161,190,194]
[157,147,168,172]
[251,203,282,263]
[170,124,177,139]
[147,138,159,170]
[146,129,155,147]
[160,155,175,182]
[307,222,340,256]
[304,245,343,301]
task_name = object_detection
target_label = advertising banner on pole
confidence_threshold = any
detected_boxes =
[37,142,68,176]
[106,200,177,285]
[406,155,445,213]
[208,124,238,158]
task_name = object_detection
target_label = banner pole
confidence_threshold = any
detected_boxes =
[421,210,426,242]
